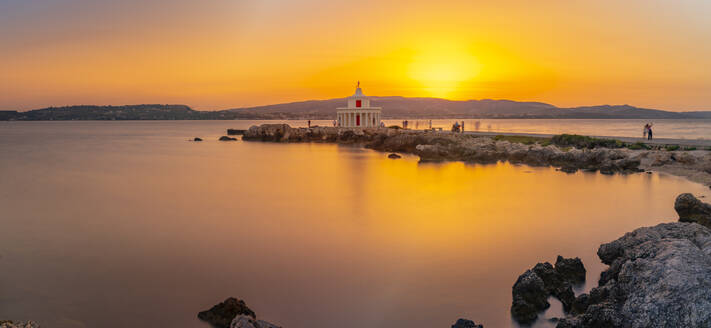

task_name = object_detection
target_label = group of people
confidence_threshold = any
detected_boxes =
[643,123,654,140]
[451,121,465,133]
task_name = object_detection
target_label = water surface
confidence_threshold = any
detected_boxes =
[0,121,709,328]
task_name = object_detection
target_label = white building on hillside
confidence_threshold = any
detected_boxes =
[337,82,382,128]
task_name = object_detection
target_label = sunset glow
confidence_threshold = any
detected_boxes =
[1,0,711,110]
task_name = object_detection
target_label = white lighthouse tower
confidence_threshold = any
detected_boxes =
[336,82,382,128]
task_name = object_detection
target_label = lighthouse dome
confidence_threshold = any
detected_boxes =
[352,87,365,97]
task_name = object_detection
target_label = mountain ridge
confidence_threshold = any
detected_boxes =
[2,97,710,120]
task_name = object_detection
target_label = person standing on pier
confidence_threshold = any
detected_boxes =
[643,124,648,139]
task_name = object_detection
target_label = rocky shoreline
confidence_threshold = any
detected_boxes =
[241,124,711,186]
[512,193,711,328]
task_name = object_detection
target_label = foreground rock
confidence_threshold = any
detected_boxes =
[674,193,711,228]
[198,298,280,328]
[0,321,39,328]
[511,256,586,324]
[451,318,483,328]
[231,315,281,328]
[198,298,256,328]
[556,222,711,327]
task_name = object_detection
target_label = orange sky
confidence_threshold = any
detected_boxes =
[1,0,710,111]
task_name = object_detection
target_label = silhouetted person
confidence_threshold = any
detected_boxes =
[648,123,653,140]
[308,120,311,128]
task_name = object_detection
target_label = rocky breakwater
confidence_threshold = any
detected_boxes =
[242,124,643,175]
[512,194,711,328]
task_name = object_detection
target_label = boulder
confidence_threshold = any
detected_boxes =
[387,153,402,159]
[558,222,711,327]
[198,298,256,328]
[219,136,238,141]
[511,256,587,322]
[532,262,575,311]
[193,137,203,141]
[231,315,281,328]
[674,193,711,228]
[555,256,586,284]
[451,318,483,328]
[511,270,549,324]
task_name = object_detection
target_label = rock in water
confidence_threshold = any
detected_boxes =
[193,137,203,141]
[511,269,549,324]
[198,298,256,328]
[451,318,483,328]
[558,222,711,327]
[219,136,238,141]
[532,262,575,312]
[674,193,711,228]
[511,256,587,323]
[231,315,282,328]
[387,153,401,159]
[555,256,586,284]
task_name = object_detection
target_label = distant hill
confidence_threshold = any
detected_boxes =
[1,104,231,120]
[225,97,702,119]
[1,98,710,120]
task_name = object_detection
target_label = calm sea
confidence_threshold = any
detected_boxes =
[1,120,710,328]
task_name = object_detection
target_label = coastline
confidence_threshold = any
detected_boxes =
[239,124,711,187]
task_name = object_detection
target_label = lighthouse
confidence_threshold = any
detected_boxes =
[336,82,382,128]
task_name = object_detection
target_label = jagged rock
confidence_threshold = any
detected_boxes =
[674,193,711,228]
[511,270,549,324]
[193,137,203,141]
[198,298,256,328]
[451,318,483,328]
[387,153,401,159]
[219,136,238,141]
[511,256,587,322]
[231,315,281,328]
[0,321,39,328]
[555,256,586,284]
[558,222,711,327]
[532,262,575,312]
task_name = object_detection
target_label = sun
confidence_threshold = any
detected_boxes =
[407,44,481,99]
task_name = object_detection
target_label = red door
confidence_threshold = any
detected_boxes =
[356,100,362,108]
[356,115,360,126]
